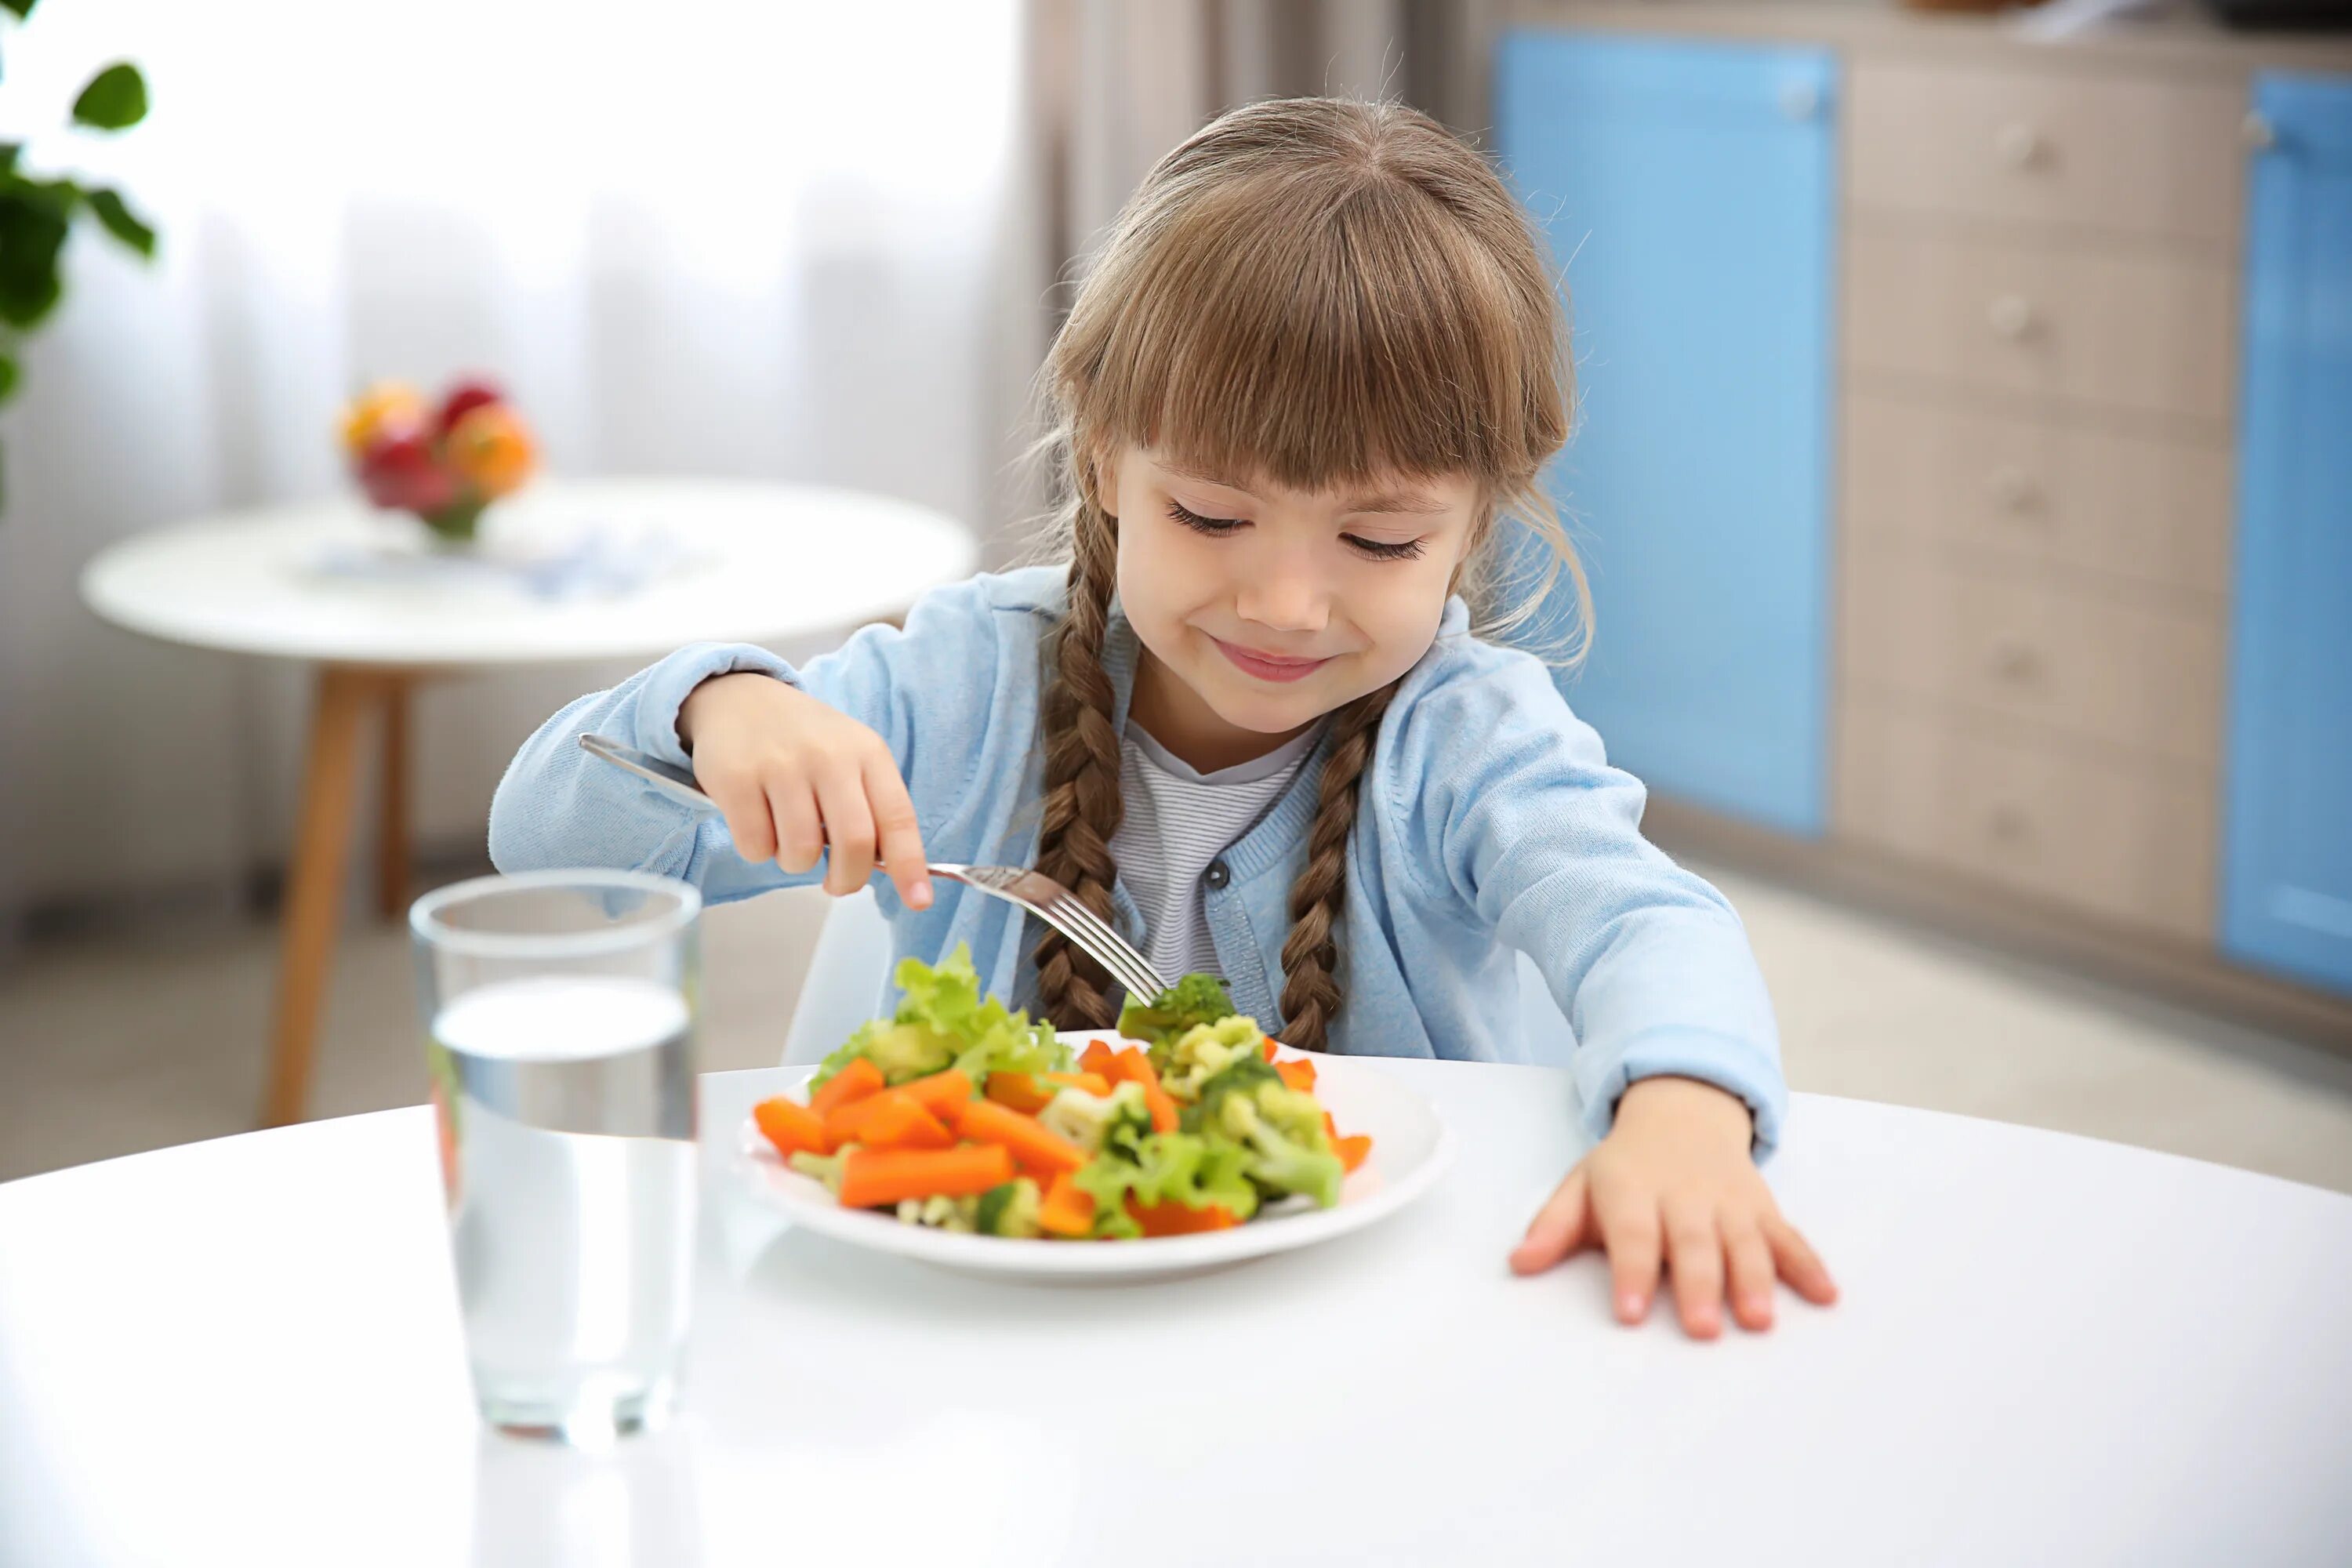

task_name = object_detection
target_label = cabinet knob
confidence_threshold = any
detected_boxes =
[1778,81,1822,122]
[1994,122,2048,169]
[2241,111,2277,153]
[1987,465,2042,517]
[1989,637,2042,684]
[1987,294,2038,341]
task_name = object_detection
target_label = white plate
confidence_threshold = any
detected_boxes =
[735,1030,1455,1283]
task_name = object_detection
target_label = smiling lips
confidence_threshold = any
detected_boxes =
[1212,637,1331,684]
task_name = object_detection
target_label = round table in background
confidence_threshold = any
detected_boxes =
[78,479,978,1125]
[2,1063,2349,1566]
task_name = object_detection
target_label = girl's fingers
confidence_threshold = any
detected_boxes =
[1593,1184,1661,1325]
[704,768,777,864]
[862,752,932,912]
[1662,1199,1725,1340]
[811,765,877,897]
[1722,1215,1777,1331]
[1508,1167,1590,1276]
[1766,1215,1840,1306]
[766,778,824,875]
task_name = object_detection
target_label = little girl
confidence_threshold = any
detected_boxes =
[492,98,1835,1338]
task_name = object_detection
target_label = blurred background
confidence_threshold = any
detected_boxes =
[2,0,2348,1189]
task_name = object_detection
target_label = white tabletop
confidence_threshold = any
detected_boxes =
[78,479,980,669]
[4,1063,2349,1568]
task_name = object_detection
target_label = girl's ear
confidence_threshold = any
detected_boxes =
[1081,441,1122,521]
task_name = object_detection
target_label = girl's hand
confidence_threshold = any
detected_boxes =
[676,672,933,909]
[1508,1076,1837,1338]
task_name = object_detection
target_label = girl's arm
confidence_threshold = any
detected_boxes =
[487,575,1010,906]
[1403,656,1788,1157]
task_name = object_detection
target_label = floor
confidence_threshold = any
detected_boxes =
[5,863,2352,1192]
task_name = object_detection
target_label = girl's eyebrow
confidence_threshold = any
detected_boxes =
[1160,459,1449,517]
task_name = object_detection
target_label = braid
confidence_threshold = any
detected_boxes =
[1031,502,1126,1029]
[1277,681,1396,1052]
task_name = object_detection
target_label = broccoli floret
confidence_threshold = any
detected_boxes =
[811,945,1071,1090]
[1118,973,1238,1054]
[1183,1054,1282,1129]
[893,1194,980,1232]
[1200,1075,1344,1209]
[975,1178,1042,1239]
[1037,1080,1152,1154]
[1161,1017,1269,1101]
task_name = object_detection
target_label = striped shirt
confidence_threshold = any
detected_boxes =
[1109,722,1321,993]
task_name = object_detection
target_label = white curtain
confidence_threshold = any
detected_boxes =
[0,0,1031,924]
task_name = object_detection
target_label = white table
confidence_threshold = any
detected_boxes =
[4,1063,2349,1567]
[78,481,978,1124]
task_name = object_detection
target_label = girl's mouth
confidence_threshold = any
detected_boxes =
[1212,637,1330,684]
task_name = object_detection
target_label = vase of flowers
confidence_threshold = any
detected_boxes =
[337,376,538,548]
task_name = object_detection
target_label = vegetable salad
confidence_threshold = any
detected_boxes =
[752,949,1374,1240]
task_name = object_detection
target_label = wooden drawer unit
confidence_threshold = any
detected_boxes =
[1837,696,2216,942]
[1843,394,2232,598]
[1846,223,2235,424]
[1842,539,2225,765]
[1848,58,2243,245]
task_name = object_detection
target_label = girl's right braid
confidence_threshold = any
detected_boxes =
[1030,503,1126,1029]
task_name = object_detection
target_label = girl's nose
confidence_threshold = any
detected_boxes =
[1236,568,1329,633]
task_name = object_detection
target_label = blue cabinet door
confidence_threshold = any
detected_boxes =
[1494,33,1838,837]
[2223,72,2352,997]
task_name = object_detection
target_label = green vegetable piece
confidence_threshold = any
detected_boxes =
[1161,1016,1270,1102]
[975,1178,1042,1239]
[787,1149,846,1194]
[810,944,1073,1091]
[1117,972,1238,1054]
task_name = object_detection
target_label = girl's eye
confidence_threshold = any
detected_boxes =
[1344,534,1428,563]
[1167,500,1246,536]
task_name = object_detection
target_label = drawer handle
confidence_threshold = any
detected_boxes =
[1988,637,2042,684]
[1994,122,2049,169]
[1987,803,2034,844]
[1987,295,2038,341]
[1986,465,2042,517]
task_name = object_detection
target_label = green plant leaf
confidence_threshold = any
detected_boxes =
[0,195,67,328]
[0,350,17,405]
[71,62,146,130]
[0,146,20,176]
[1,1,38,19]
[85,187,154,257]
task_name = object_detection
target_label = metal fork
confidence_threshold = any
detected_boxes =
[577,733,1169,1001]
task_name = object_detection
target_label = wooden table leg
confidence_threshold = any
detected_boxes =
[262,666,374,1127]
[377,675,412,921]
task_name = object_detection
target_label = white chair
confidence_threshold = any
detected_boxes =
[779,886,1575,1066]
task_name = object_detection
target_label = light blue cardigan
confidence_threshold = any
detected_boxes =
[488,568,1788,1155]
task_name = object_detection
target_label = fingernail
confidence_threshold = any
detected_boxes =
[1617,1291,1644,1320]
[913,879,933,909]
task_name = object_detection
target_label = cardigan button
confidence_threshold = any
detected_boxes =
[1203,859,1231,891]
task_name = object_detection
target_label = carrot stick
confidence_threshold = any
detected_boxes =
[1078,1040,1118,1078]
[1275,1058,1317,1094]
[985,1073,1054,1114]
[1333,1134,1372,1174]
[1127,1197,1238,1236]
[825,1088,954,1152]
[946,1097,1090,1177]
[753,1096,830,1160]
[837,1145,1014,1210]
[899,1069,975,1116]
[1261,1037,1279,1062]
[1105,1048,1178,1134]
[1044,1071,1112,1096]
[809,1056,885,1118]
[1038,1171,1094,1237]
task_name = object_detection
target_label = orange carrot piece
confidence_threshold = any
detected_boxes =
[946,1097,1090,1177]
[809,1056,886,1118]
[1038,1171,1094,1237]
[753,1096,830,1160]
[837,1144,1014,1210]
[1104,1049,1180,1134]
[1078,1040,1118,1078]
[1333,1134,1372,1174]
[825,1089,954,1152]
[899,1069,975,1116]
[1275,1058,1318,1094]
[1261,1037,1279,1062]
[1044,1070,1112,1096]
[985,1073,1055,1114]
[1322,1109,1338,1142]
[1127,1197,1238,1236]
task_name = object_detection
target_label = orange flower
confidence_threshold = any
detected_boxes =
[444,403,537,499]
[338,380,426,458]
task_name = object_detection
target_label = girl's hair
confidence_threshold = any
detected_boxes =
[1033,96,1586,1046]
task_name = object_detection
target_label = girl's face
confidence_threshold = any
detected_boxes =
[1107,445,1482,766]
